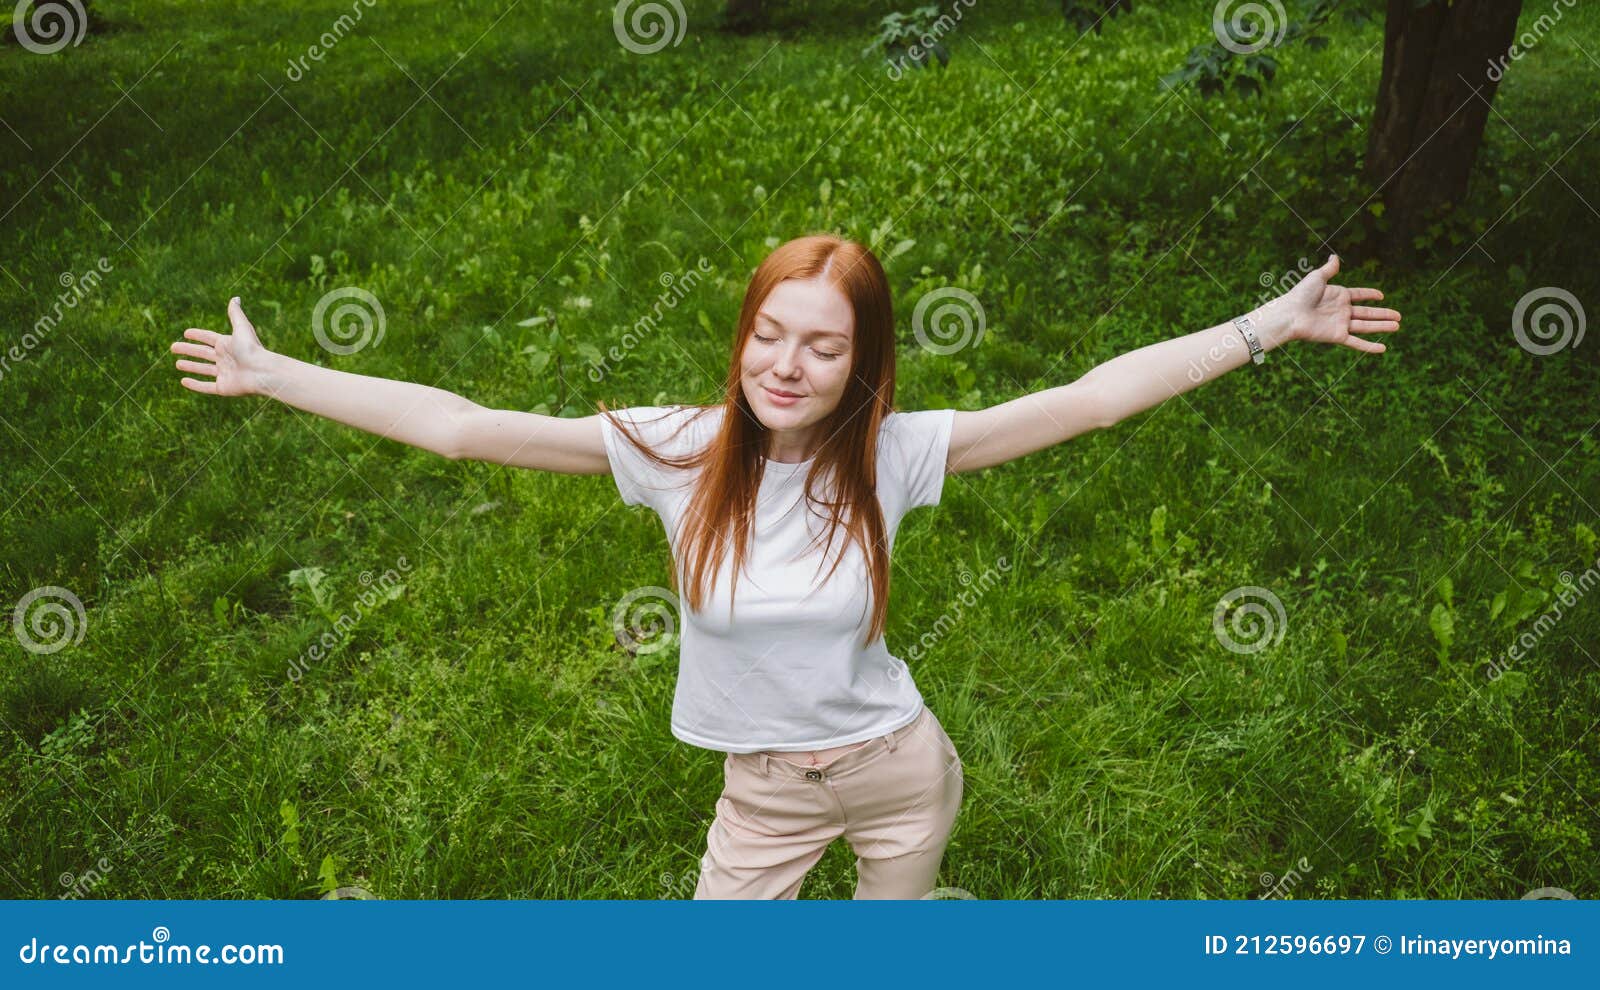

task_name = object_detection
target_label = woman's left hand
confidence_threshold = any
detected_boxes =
[1279,253,1402,353]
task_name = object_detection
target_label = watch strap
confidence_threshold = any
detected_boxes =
[1233,315,1265,365]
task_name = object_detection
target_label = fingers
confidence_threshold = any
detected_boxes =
[1350,319,1401,333]
[1343,336,1387,354]
[1348,287,1385,303]
[183,327,222,346]
[1351,306,1401,321]
[179,376,219,395]
[174,358,216,376]
[170,340,218,360]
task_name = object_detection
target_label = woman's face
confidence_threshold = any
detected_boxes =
[739,275,855,456]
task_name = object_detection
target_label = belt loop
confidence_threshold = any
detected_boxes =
[886,707,923,754]
[759,752,770,776]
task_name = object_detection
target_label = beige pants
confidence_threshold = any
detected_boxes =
[693,705,964,899]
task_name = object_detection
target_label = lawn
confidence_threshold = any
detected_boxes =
[1,0,1596,899]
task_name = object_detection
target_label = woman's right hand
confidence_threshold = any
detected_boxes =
[170,296,272,397]
[163,294,610,472]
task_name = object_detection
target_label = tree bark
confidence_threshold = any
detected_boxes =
[1361,0,1524,264]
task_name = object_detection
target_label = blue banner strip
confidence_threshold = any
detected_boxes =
[4,899,1590,987]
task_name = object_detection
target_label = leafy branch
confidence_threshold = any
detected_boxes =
[1060,0,1133,36]
[864,6,951,70]
[1161,0,1367,98]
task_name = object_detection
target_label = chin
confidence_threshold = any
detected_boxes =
[752,404,796,426]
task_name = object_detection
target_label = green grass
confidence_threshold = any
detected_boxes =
[1,0,1597,899]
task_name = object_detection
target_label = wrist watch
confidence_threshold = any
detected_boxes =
[1233,315,1265,365]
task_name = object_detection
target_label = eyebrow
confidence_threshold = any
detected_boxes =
[755,312,850,343]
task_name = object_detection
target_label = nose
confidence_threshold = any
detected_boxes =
[772,342,801,380]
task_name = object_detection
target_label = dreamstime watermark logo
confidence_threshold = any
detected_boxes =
[0,257,113,387]
[1511,286,1584,356]
[1212,585,1286,654]
[319,885,377,899]
[1184,255,1315,382]
[589,257,714,382]
[911,286,986,355]
[11,1,88,54]
[883,0,978,81]
[1521,886,1576,899]
[1211,0,1286,55]
[611,586,680,656]
[658,869,699,899]
[12,586,86,654]
[311,286,385,355]
[58,857,113,900]
[1255,256,1314,311]
[612,0,684,55]
[1259,856,1312,900]
[285,556,412,684]
[1487,0,1577,82]
[1186,258,1313,383]
[1188,315,1251,382]
[17,926,286,966]
[1485,552,1597,682]
[921,886,977,899]
[284,0,376,82]
[898,556,1011,677]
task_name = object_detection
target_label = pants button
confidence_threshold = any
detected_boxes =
[804,768,823,781]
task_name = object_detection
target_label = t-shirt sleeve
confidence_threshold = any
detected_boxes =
[881,407,956,511]
[599,405,704,510]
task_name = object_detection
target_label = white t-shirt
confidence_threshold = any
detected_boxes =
[599,403,956,753]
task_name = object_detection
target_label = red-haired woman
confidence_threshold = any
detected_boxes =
[170,234,1399,899]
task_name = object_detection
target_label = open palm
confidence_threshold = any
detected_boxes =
[1281,254,1402,353]
[169,297,268,396]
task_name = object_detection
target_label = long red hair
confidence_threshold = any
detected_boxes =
[598,233,899,647]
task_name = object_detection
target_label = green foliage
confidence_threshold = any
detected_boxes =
[1162,0,1362,98]
[287,566,338,625]
[864,6,951,70]
[1377,795,1439,855]
[3,663,96,750]
[39,709,100,764]
[1428,575,1455,665]
[1061,0,1134,36]
[513,310,602,417]
[1163,45,1281,99]
[279,798,302,867]
[317,854,344,896]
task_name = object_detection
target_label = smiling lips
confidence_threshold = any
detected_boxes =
[763,385,804,405]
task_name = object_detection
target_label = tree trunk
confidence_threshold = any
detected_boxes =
[1361,0,1524,264]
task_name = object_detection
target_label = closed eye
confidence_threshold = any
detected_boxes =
[754,332,841,360]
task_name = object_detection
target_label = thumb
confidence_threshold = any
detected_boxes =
[227,296,258,340]
[1320,252,1340,279]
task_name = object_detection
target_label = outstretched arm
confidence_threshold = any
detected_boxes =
[171,297,609,474]
[946,254,1401,474]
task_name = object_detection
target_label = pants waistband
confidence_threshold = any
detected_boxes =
[746,706,929,781]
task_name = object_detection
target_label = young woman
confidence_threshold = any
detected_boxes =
[170,234,1399,899]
